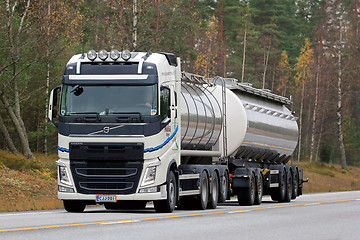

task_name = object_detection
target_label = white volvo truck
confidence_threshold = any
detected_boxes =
[48,49,304,213]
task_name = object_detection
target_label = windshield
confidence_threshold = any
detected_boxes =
[60,84,158,116]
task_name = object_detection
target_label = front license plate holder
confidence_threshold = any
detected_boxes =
[95,195,117,203]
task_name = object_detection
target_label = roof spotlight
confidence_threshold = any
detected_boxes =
[110,49,120,60]
[121,49,131,61]
[87,50,97,61]
[98,49,108,61]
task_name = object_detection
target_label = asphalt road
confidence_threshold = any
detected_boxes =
[1,191,360,240]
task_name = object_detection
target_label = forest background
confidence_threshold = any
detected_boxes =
[0,0,359,170]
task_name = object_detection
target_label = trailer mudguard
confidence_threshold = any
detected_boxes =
[232,167,254,188]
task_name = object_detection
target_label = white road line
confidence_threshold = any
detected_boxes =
[228,210,252,214]
[101,220,141,225]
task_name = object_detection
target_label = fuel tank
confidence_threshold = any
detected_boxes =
[180,81,298,163]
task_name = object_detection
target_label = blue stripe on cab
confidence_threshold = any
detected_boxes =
[144,125,178,153]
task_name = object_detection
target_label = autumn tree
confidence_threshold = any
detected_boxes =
[294,38,314,162]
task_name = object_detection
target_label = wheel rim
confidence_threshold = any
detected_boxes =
[212,175,218,202]
[169,178,175,207]
[281,172,286,197]
[293,172,298,195]
[201,175,208,203]
[257,175,263,198]
[250,175,255,200]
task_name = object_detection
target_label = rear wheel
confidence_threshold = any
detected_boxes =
[282,170,292,202]
[291,169,299,199]
[237,173,255,206]
[63,200,86,213]
[208,172,219,209]
[271,169,286,202]
[196,170,209,210]
[154,171,177,213]
[254,172,263,205]
[218,171,229,203]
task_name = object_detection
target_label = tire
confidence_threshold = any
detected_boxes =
[282,169,292,202]
[291,169,299,199]
[196,170,209,210]
[208,171,219,209]
[254,172,263,205]
[237,173,255,206]
[63,200,86,213]
[154,171,177,213]
[270,169,286,202]
[218,171,229,203]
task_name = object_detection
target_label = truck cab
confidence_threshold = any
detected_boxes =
[49,50,181,212]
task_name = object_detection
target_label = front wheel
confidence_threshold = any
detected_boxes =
[154,171,177,213]
[63,200,86,213]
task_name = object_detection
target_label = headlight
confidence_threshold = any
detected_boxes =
[59,166,72,186]
[121,49,131,61]
[87,49,97,61]
[110,49,120,60]
[98,49,108,60]
[141,166,157,187]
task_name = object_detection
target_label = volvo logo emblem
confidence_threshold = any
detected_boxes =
[103,126,110,134]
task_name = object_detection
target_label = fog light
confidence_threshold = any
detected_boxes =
[87,49,97,61]
[121,49,131,61]
[98,49,108,60]
[139,186,158,193]
[58,185,75,193]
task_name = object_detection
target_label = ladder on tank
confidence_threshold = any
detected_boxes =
[181,72,228,163]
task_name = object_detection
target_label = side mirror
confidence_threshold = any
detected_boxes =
[48,86,61,124]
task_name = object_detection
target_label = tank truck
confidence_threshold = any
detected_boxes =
[48,49,304,212]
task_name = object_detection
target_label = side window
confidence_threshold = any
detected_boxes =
[160,86,170,121]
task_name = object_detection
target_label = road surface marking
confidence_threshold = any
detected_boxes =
[101,220,141,225]
[1,198,359,233]
[228,210,252,214]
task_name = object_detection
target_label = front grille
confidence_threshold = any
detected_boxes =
[75,168,138,178]
[79,182,134,191]
[69,143,144,194]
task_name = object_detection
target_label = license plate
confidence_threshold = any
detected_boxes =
[95,195,117,203]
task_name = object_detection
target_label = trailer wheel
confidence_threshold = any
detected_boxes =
[63,200,86,213]
[237,173,255,206]
[254,172,263,205]
[271,169,286,202]
[154,171,177,213]
[208,171,219,209]
[283,169,293,202]
[291,169,299,199]
[196,170,209,210]
[218,171,229,203]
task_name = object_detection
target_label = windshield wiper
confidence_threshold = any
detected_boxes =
[110,112,144,123]
[68,112,101,122]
